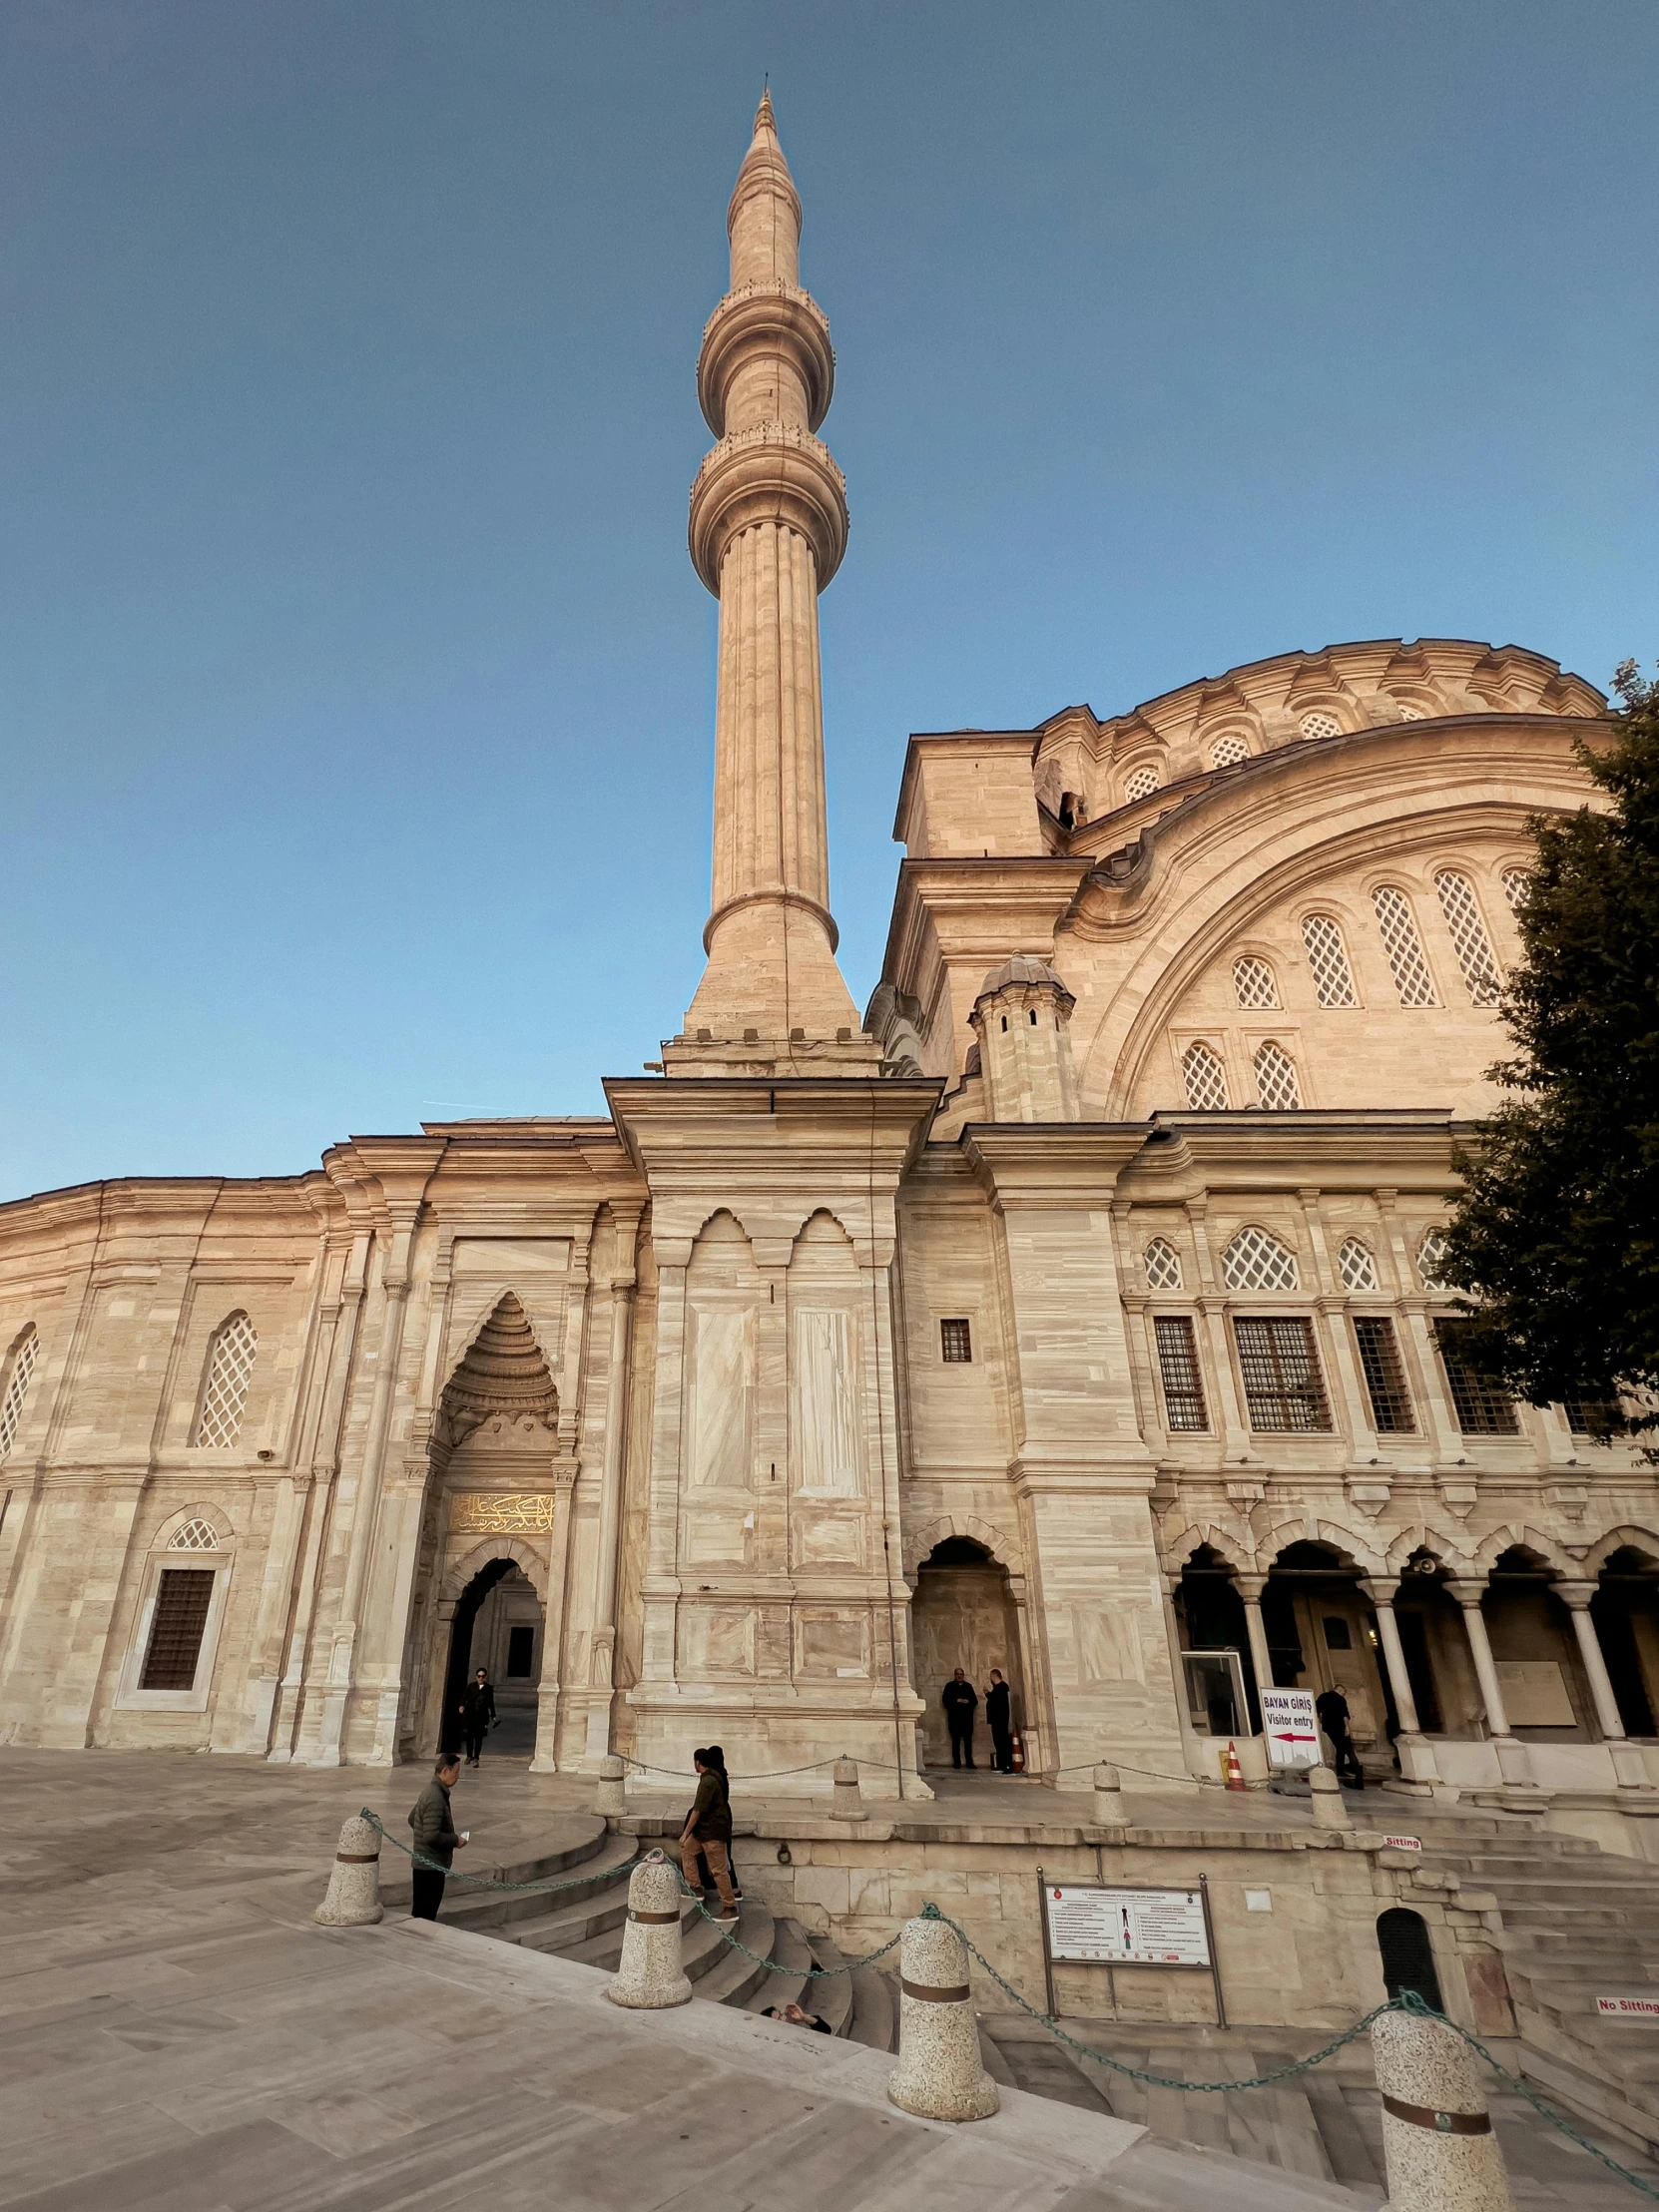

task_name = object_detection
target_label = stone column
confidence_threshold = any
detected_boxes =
[1362,1575,1441,1790]
[1557,1580,1651,1788]
[1234,1573,1276,1727]
[585,1218,641,1761]
[1446,1579,1528,1786]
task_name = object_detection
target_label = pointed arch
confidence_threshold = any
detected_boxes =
[0,1324,39,1464]
[1159,1519,1252,1576]
[437,1292,559,1450]
[1383,1521,1475,1576]
[1471,1523,1574,1576]
[902,1512,1021,1583]
[153,1500,241,1549]
[191,1312,257,1448]
[1255,1515,1387,1577]
[440,1287,561,1404]
[1580,1525,1659,1576]
[440,1535,548,1605]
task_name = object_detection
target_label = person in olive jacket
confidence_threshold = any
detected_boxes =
[677,1747,739,1921]
[408,1753,467,1919]
[942,1667,978,1768]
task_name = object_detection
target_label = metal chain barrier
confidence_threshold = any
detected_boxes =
[361,1810,640,1896]
[671,1860,902,1979]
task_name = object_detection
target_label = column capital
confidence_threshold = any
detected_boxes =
[1234,1573,1269,1602]
[1554,1578,1598,1610]
[1359,1575,1401,1607]
[1443,1577,1488,1607]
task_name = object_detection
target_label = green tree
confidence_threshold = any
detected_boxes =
[1440,659,1659,1439]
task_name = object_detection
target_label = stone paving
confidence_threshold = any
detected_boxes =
[2,1747,1654,2207]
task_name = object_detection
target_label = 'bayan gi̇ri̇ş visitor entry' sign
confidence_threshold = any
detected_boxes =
[1036,1873,1226,2025]
[1261,1686,1321,1770]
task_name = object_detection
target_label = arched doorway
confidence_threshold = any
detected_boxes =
[1377,1908,1444,2009]
[1262,1539,1394,1776]
[911,1536,1024,1770]
[1593,1547,1659,1737]
[439,1558,543,1761]
[1174,1545,1260,1735]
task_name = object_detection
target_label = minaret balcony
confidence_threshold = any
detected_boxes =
[688,421,849,593]
[697,280,835,436]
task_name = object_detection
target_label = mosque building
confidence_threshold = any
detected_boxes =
[2,96,1653,1827]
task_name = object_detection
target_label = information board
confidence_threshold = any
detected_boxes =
[1044,1884,1211,1966]
[1261,1686,1321,1770]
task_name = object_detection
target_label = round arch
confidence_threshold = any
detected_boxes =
[440,1534,549,1606]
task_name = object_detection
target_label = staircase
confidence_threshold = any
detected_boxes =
[1418,1813,1659,2157]
[403,1814,902,2047]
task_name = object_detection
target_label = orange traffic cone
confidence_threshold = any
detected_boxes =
[1224,1738,1247,1792]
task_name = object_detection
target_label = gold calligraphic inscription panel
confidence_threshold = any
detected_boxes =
[448,1492,557,1533]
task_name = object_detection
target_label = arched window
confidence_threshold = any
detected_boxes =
[1232,955,1278,1010]
[1253,1040,1301,1110]
[1300,913,1358,1007]
[1181,1041,1229,1112]
[1125,765,1160,805]
[1210,733,1250,768]
[192,1312,258,1449]
[1143,1238,1183,1292]
[1377,1908,1444,2009]
[1222,1227,1300,1292]
[1416,1229,1448,1291]
[1501,866,1531,913]
[1338,1238,1379,1291]
[1393,701,1426,722]
[1433,869,1502,1006]
[1370,885,1438,1006]
[1299,711,1341,742]
[0,1328,39,1464]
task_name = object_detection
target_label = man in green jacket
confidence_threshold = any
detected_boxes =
[408,1753,467,1919]
[677,1748,739,1923]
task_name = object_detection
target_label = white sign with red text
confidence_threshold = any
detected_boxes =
[1597,1996,1659,2018]
[1261,1687,1320,1770]
[1045,1885,1210,1967]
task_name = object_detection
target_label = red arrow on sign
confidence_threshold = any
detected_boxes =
[1272,1730,1317,1742]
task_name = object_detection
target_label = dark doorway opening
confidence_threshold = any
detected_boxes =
[441,1558,515,1755]
[1377,1907,1444,2010]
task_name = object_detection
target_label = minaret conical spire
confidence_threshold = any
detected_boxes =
[677,95,870,1066]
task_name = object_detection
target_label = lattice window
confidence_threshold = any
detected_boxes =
[169,1517,220,1550]
[1301,912,1358,1007]
[1434,869,1502,1006]
[1435,1320,1520,1436]
[1371,885,1438,1006]
[139,1567,216,1691]
[1254,1040,1301,1110]
[1154,1316,1209,1431]
[1233,955,1278,1010]
[1416,1229,1448,1291]
[1125,766,1160,804]
[1338,1238,1380,1291]
[1181,1041,1229,1112]
[1211,734,1250,768]
[1394,701,1426,721]
[1501,867,1531,913]
[0,1329,38,1464]
[1300,711,1341,741]
[192,1312,258,1448]
[1222,1226,1300,1292]
[1144,1238,1184,1292]
[940,1318,972,1364]
[1354,1317,1415,1432]
[1233,1316,1333,1431]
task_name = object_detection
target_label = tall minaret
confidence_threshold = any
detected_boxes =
[678,93,869,1063]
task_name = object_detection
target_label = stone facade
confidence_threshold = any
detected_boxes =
[2,97,1655,1829]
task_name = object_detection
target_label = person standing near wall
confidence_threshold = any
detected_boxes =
[1316,1685,1366,1789]
[408,1753,467,1918]
[985,1668,1013,1773]
[461,1668,496,1767]
[677,1748,739,1923]
[942,1667,978,1769]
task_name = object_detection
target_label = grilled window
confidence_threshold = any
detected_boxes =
[1253,1039,1301,1110]
[1416,1229,1448,1291]
[1433,869,1503,1007]
[1434,1320,1520,1436]
[1561,1396,1625,1440]
[0,1328,39,1463]
[1233,955,1278,1010]
[1233,1317,1333,1431]
[192,1312,258,1448]
[940,1318,972,1364]
[169,1517,219,1551]
[1501,867,1531,913]
[1125,765,1160,804]
[1371,885,1438,1007]
[1154,1316,1209,1431]
[1143,1238,1183,1291]
[1300,711,1341,741]
[139,1567,216,1691]
[1211,734,1250,768]
[1338,1238,1379,1291]
[1354,1316,1415,1432]
[1301,912,1358,1007]
[1181,1041,1229,1111]
[1222,1225,1300,1292]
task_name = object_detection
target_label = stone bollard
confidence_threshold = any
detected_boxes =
[1310,1763,1352,1829]
[313,1813,384,1927]
[1372,2005,1515,2211]
[1092,1763,1125,1823]
[595,1753,628,1817]
[885,1911,1000,2121]
[830,1755,867,1822]
[606,1850,692,2009]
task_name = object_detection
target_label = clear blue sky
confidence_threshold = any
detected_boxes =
[3,2,1654,1200]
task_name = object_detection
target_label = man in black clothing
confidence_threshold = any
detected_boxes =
[942,1668,978,1768]
[985,1668,1013,1773]
[408,1754,467,1918]
[460,1669,496,1767]
[1316,1685,1365,1788]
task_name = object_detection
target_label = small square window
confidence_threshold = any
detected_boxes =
[1323,1615,1353,1651]
[940,1318,972,1364]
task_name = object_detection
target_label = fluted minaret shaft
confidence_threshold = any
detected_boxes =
[682,95,862,1052]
